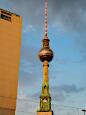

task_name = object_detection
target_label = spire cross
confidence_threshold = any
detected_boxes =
[44,0,48,36]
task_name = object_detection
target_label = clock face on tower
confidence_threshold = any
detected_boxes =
[43,99,48,103]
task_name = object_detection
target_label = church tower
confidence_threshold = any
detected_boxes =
[37,0,54,114]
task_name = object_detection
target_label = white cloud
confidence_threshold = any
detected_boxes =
[23,24,36,33]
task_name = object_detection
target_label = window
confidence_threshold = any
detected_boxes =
[0,11,11,22]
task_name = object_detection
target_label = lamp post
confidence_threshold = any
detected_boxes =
[82,109,86,115]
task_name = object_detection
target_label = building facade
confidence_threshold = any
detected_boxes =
[0,9,22,115]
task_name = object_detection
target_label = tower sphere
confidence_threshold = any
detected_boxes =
[39,47,53,62]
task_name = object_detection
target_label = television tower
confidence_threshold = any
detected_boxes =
[37,0,54,114]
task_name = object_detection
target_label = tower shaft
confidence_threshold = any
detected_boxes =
[43,60,49,83]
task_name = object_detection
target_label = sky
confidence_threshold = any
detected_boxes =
[0,0,86,115]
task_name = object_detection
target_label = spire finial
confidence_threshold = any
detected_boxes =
[44,0,48,37]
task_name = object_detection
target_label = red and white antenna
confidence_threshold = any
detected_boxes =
[44,0,48,36]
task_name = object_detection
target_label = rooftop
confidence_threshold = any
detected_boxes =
[0,8,20,17]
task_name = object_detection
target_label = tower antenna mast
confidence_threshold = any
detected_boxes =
[44,0,48,36]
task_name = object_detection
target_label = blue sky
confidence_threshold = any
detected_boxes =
[0,0,86,115]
